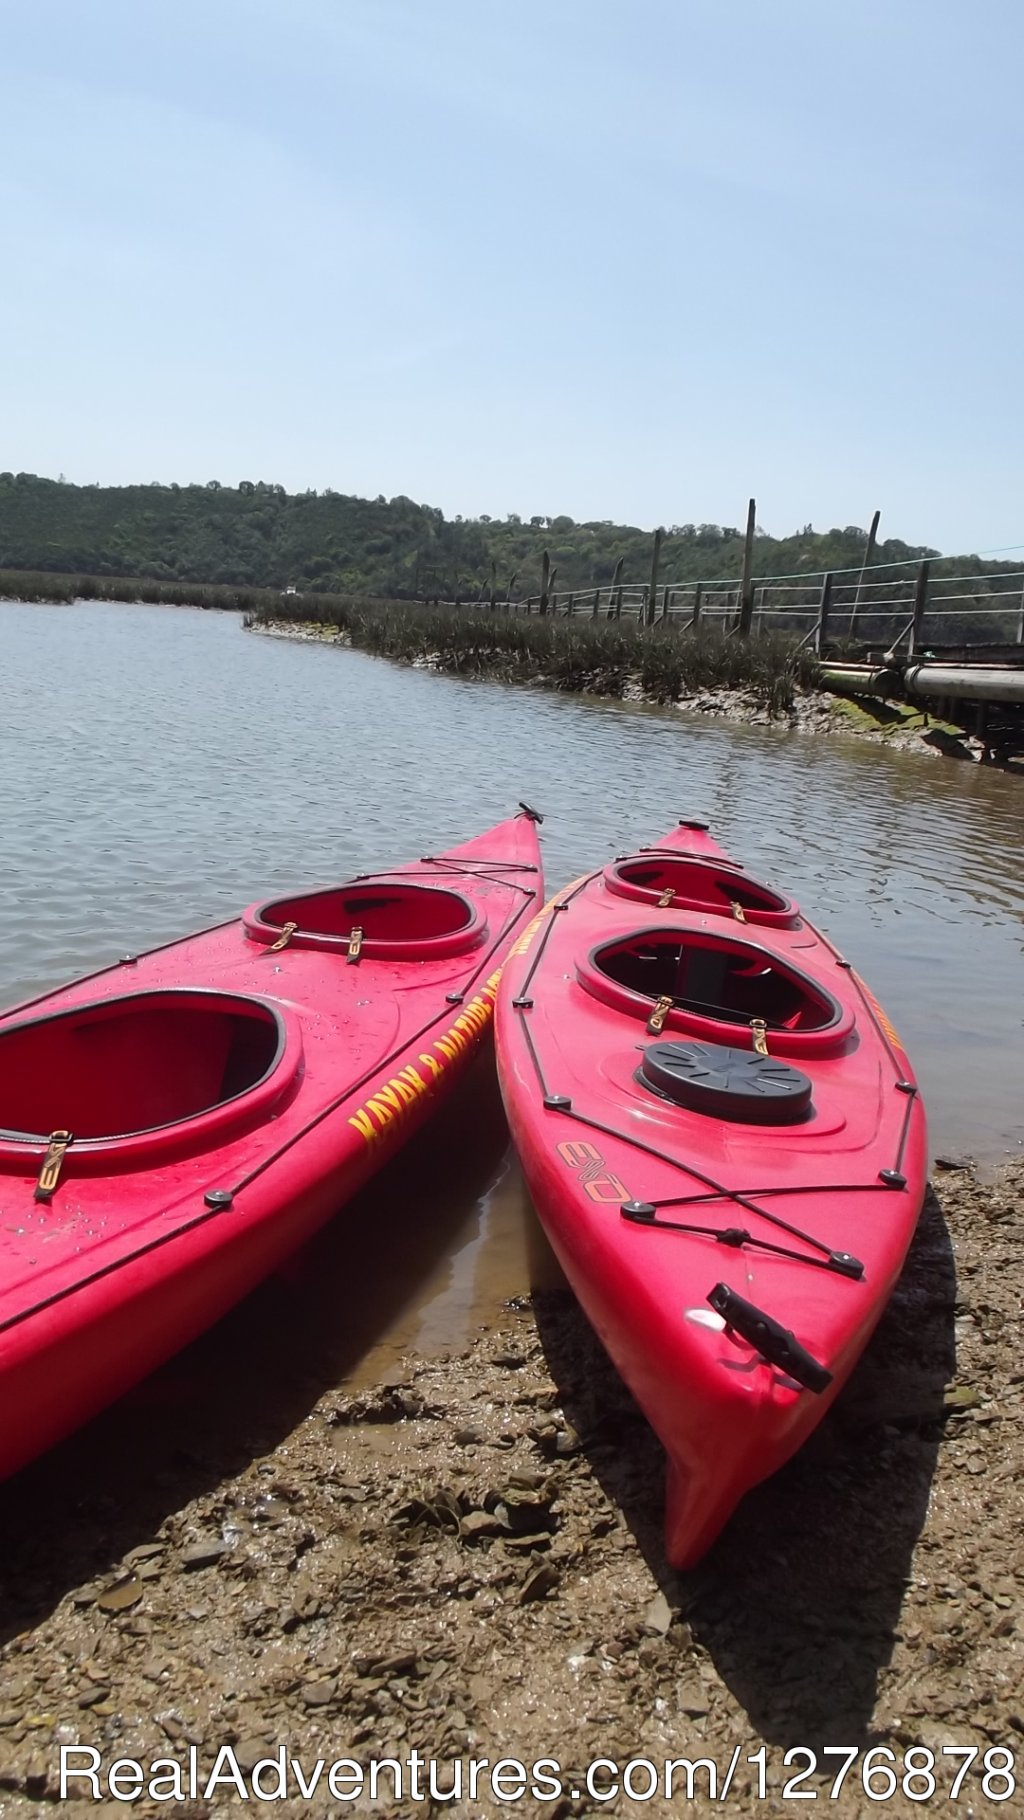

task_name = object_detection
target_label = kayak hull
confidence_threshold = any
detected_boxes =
[496,821,927,1567]
[0,813,543,1478]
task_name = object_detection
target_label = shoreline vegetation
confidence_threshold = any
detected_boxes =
[0,566,1002,761]
[248,605,980,761]
[249,599,819,717]
[0,565,824,713]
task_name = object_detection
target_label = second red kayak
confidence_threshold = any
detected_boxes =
[0,809,543,1480]
[496,817,927,1567]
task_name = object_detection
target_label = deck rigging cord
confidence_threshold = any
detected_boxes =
[509,868,920,1282]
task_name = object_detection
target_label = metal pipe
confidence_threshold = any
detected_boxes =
[904,664,1024,703]
[820,665,893,694]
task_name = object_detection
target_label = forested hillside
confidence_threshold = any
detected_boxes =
[0,472,953,601]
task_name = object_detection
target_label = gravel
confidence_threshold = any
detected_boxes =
[0,1161,1021,1815]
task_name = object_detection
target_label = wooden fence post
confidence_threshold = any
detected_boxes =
[849,508,880,636]
[691,583,703,630]
[737,498,757,636]
[539,551,550,616]
[645,528,663,628]
[815,572,834,654]
[908,559,930,656]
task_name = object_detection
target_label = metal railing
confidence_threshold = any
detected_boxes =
[499,563,1024,657]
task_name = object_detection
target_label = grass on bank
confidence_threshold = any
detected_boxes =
[250,597,821,715]
[0,569,409,618]
[0,569,819,715]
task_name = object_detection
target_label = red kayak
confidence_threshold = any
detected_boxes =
[496,818,927,1567]
[0,810,543,1479]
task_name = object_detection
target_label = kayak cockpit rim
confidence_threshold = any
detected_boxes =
[0,988,302,1163]
[577,926,855,1056]
[243,880,487,960]
[604,854,799,928]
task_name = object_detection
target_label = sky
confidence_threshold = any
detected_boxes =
[3,0,1023,553]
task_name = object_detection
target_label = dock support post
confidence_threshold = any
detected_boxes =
[908,559,931,658]
[645,527,663,627]
[815,572,834,654]
[737,498,757,636]
[849,508,880,637]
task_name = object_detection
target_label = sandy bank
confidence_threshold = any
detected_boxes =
[1,1154,1021,1815]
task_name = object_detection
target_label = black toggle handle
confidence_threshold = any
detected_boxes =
[518,801,545,824]
[707,1283,833,1394]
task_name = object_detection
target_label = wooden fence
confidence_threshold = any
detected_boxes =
[497,563,1024,659]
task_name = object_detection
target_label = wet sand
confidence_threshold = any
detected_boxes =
[1,1070,1021,1815]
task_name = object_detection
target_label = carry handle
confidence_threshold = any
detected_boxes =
[707,1282,833,1394]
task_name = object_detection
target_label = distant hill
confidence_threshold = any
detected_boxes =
[0,470,999,601]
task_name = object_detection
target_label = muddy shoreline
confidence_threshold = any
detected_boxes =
[1,1143,1021,1816]
[251,622,1002,766]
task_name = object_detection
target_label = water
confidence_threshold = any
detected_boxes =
[2,599,1022,1373]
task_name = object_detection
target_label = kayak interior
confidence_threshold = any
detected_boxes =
[0,990,287,1143]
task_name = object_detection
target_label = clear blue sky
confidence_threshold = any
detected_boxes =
[4,0,1022,552]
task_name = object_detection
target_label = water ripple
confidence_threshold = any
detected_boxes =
[2,600,1022,1158]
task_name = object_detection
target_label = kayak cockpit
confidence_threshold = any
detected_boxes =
[243,881,486,960]
[0,989,301,1164]
[605,854,798,928]
[578,928,853,1057]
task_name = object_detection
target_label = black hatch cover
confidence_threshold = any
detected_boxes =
[638,1040,812,1124]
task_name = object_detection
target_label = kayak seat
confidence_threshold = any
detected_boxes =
[578,927,853,1057]
[605,856,799,928]
[243,881,487,961]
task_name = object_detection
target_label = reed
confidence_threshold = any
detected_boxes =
[0,570,410,618]
[0,571,819,713]
[257,597,818,713]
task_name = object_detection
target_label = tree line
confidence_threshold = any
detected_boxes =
[0,470,1011,602]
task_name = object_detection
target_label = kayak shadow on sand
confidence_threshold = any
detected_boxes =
[532,1183,957,1749]
[0,1049,512,1643]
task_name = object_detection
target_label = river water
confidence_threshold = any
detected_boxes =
[3,600,1022,1376]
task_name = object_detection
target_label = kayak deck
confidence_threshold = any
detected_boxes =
[0,812,543,1476]
[496,821,927,1566]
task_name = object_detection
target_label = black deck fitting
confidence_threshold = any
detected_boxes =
[708,1282,833,1395]
[829,1250,865,1280]
[204,1189,234,1211]
[879,1169,907,1189]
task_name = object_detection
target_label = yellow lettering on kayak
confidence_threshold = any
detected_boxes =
[510,878,590,959]
[856,978,903,1050]
[348,972,501,1146]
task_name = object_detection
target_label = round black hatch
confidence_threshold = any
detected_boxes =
[638,1040,813,1124]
